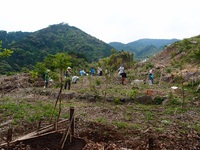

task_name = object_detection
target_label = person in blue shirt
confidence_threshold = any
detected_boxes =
[80,69,85,76]
[90,67,95,76]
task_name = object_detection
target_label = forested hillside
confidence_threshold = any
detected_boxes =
[0,31,31,47]
[0,23,113,74]
[109,38,179,60]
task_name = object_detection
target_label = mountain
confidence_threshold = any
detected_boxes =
[109,38,179,60]
[0,23,113,73]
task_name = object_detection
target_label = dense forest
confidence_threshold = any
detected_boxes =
[0,23,113,74]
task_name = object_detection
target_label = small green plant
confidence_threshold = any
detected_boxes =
[130,89,138,99]
[155,127,165,133]
[131,123,142,130]
[95,79,101,86]
[30,70,38,80]
[167,98,182,106]
[144,111,154,120]
[193,123,200,132]
[170,51,176,58]
[112,121,128,129]
[179,47,184,53]
[95,117,108,123]
[154,96,165,105]
[114,97,122,105]
[146,63,154,69]
[166,67,172,73]
[168,91,174,100]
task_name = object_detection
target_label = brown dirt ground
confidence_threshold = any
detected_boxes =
[0,73,200,150]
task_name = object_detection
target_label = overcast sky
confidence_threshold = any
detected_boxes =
[1,0,200,43]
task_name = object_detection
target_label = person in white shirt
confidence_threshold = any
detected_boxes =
[72,76,79,84]
[118,65,124,76]
[149,68,155,84]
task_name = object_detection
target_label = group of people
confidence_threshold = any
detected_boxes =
[117,65,155,85]
[79,67,103,76]
[44,67,78,90]
[43,65,155,89]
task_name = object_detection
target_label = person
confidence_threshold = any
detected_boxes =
[118,64,124,76]
[98,67,103,76]
[80,69,86,76]
[44,69,50,88]
[120,70,127,85]
[64,67,72,90]
[149,68,155,84]
[72,76,79,84]
[90,67,95,76]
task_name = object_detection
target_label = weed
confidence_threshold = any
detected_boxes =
[130,123,142,130]
[144,111,154,120]
[114,97,122,105]
[167,98,182,106]
[166,67,172,73]
[155,127,165,133]
[95,79,101,86]
[130,89,138,99]
[112,121,129,129]
[193,123,200,132]
[95,117,108,124]
[154,96,165,105]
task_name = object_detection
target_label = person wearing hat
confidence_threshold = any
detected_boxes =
[44,69,50,88]
[64,67,72,90]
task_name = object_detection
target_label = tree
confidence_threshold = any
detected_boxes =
[44,53,72,83]
[0,41,13,57]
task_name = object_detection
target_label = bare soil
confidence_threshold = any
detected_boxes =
[0,73,200,150]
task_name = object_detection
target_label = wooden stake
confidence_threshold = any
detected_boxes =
[60,107,75,149]
[149,138,154,150]
[70,106,75,136]
[7,128,13,149]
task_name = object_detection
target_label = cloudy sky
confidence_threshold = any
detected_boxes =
[1,0,200,43]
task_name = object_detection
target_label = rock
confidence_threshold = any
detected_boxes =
[135,95,153,104]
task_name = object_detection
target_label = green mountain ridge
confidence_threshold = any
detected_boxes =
[109,38,179,59]
[0,23,113,74]
[1,22,196,75]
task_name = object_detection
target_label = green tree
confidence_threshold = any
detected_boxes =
[0,41,13,57]
[103,50,134,72]
[44,53,72,83]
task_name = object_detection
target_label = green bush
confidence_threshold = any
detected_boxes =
[154,96,165,105]
[167,98,182,106]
